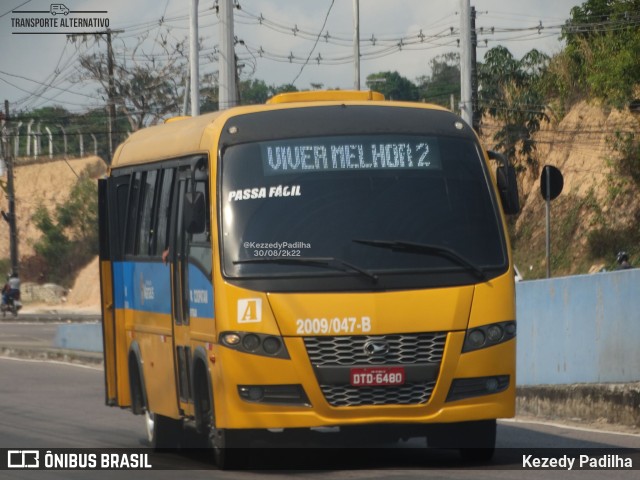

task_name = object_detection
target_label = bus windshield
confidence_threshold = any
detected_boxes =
[221,133,507,291]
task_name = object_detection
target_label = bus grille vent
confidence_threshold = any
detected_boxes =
[304,333,447,366]
[319,381,436,407]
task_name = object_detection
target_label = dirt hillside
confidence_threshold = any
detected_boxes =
[0,156,104,259]
[482,101,639,278]
[1,156,105,308]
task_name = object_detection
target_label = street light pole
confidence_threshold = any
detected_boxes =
[2,100,19,276]
[189,0,200,116]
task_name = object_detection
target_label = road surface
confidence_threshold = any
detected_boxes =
[0,356,638,479]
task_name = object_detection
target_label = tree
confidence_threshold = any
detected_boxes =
[239,79,271,105]
[365,71,418,101]
[32,176,99,284]
[478,46,549,170]
[417,52,460,107]
[270,83,299,96]
[77,29,187,135]
[560,0,640,108]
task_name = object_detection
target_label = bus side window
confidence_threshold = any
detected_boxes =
[187,178,212,277]
[124,172,142,256]
[137,170,158,256]
[154,168,176,256]
[113,175,130,260]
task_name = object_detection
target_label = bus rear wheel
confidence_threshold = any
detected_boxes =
[145,411,182,449]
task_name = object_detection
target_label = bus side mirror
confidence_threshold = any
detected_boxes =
[488,150,520,215]
[496,165,520,215]
[183,191,206,234]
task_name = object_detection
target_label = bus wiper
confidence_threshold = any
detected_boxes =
[353,239,486,280]
[233,256,379,283]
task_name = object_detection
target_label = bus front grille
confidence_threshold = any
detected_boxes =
[304,333,447,407]
[319,381,437,407]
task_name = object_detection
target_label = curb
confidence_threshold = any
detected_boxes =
[0,346,103,366]
[1,313,101,323]
[517,384,640,430]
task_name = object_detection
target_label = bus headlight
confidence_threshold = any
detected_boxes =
[219,331,290,359]
[242,334,261,351]
[487,325,504,342]
[262,336,283,355]
[221,333,241,346]
[467,330,486,348]
[463,321,516,353]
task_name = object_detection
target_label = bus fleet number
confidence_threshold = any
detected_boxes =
[296,316,371,335]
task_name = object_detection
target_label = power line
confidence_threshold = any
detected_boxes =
[290,0,335,86]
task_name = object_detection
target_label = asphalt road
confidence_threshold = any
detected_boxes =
[0,356,638,480]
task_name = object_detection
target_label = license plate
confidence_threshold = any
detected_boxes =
[350,367,405,387]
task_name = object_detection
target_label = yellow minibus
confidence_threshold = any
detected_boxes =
[98,90,519,468]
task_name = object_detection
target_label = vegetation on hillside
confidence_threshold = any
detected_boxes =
[29,176,98,286]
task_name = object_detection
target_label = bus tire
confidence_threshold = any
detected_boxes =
[209,427,246,469]
[145,411,182,449]
[427,419,496,462]
[458,419,496,462]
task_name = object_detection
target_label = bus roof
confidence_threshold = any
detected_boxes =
[267,90,385,104]
[110,110,224,169]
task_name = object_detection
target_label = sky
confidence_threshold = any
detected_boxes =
[0,0,581,114]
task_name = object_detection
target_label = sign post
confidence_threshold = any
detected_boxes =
[540,165,564,278]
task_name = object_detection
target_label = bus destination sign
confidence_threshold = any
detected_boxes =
[260,135,441,175]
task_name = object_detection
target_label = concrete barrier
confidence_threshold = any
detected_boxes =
[53,323,102,352]
[516,269,640,385]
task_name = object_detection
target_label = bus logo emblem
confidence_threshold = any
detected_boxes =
[237,298,262,323]
[363,340,389,357]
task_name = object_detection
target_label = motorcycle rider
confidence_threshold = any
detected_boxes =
[1,272,20,307]
[616,251,632,270]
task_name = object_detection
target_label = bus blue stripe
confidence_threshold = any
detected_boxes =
[112,261,214,318]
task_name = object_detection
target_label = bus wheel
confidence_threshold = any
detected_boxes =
[145,411,182,449]
[458,420,496,462]
[209,427,245,469]
[427,419,496,463]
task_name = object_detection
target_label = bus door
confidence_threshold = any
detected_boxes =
[100,173,132,407]
[169,158,210,415]
[98,178,117,405]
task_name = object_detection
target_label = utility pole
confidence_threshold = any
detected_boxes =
[470,6,480,132]
[2,100,19,276]
[106,29,117,163]
[218,0,237,110]
[459,0,472,126]
[353,0,360,90]
[189,0,200,116]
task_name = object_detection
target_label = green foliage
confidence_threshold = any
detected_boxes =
[32,204,71,273]
[31,176,99,285]
[0,258,10,278]
[417,52,460,107]
[588,225,640,260]
[239,79,271,105]
[478,46,549,169]
[512,190,604,279]
[608,130,640,183]
[200,79,299,111]
[365,71,419,101]
[559,0,640,108]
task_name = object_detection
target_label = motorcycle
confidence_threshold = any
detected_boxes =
[1,292,21,318]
